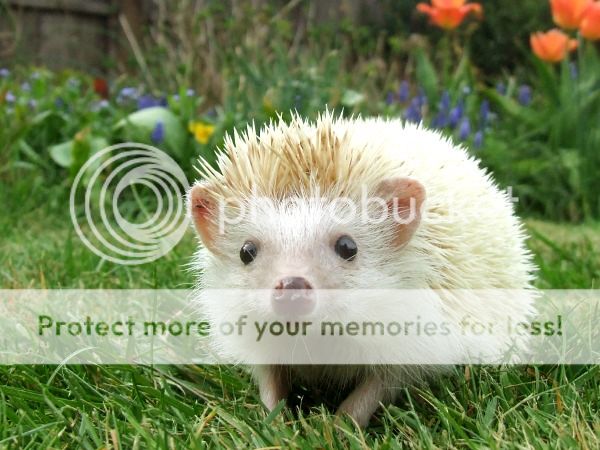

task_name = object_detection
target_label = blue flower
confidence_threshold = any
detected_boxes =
[137,95,166,110]
[480,100,490,126]
[119,87,137,97]
[496,82,506,96]
[439,90,451,112]
[431,113,448,129]
[458,118,471,141]
[385,91,395,105]
[569,62,578,80]
[117,87,138,104]
[0,68,9,78]
[473,130,484,149]
[404,97,422,123]
[28,99,37,109]
[151,121,165,144]
[517,85,532,106]
[416,88,428,108]
[186,88,195,97]
[5,91,15,103]
[448,100,464,128]
[398,80,410,103]
[20,82,31,92]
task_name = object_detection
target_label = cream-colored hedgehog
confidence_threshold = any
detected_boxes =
[188,113,536,427]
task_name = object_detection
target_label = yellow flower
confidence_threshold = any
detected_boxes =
[189,121,215,144]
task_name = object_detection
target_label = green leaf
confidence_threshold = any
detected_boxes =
[116,107,186,158]
[340,89,365,108]
[530,57,559,105]
[48,136,109,171]
[415,47,439,104]
[48,141,72,168]
[485,89,540,127]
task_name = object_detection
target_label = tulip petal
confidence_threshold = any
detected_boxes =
[580,3,600,41]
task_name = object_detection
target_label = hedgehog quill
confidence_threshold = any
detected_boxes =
[188,113,536,427]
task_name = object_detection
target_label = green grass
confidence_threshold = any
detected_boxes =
[0,177,599,448]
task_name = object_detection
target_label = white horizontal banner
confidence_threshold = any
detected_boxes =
[0,289,598,364]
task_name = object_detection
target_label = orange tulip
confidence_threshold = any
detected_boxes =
[580,2,600,40]
[550,0,592,29]
[530,29,578,63]
[416,0,483,30]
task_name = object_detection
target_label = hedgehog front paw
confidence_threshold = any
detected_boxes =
[336,375,386,428]
[255,365,290,411]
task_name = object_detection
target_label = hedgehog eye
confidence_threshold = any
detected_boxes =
[334,235,357,261]
[240,241,258,265]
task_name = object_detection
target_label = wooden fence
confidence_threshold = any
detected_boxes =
[0,0,149,73]
[0,0,391,74]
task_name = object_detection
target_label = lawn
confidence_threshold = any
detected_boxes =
[2,0,600,447]
[0,175,598,448]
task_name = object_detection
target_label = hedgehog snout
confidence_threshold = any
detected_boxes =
[271,276,315,316]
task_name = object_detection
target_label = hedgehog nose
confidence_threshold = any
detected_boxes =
[271,277,315,316]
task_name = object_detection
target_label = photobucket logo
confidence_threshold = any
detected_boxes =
[69,143,189,265]
[214,185,422,234]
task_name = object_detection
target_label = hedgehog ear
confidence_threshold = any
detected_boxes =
[375,177,425,246]
[189,182,220,252]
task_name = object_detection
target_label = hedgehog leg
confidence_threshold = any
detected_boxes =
[254,365,290,411]
[336,375,386,428]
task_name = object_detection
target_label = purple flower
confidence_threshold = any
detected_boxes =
[448,100,464,128]
[186,88,195,97]
[458,118,471,141]
[518,85,532,106]
[151,121,165,144]
[5,91,15,103]
[385,91,395,105]
[117,87,138,104]
[119,87,137,97]
[473,130,484,149]
[496,82,506,96]
[398,80,410,103]
[137,95,166,110]
[28,99,37,109]
[20,82,31,92]
[0,68,9,78]
[137,95,154,109]
[404,97,422,123]
[480,100,490,126]
[431,113,448,129]
[416,88,428,108]
[569,62,578,80]
[439,91,451,112]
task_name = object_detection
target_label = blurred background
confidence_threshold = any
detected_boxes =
[0,2,599,447]
[2,0,598,223]
[1,0,599,272]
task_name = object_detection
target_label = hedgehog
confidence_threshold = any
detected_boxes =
[188,113,536,427]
